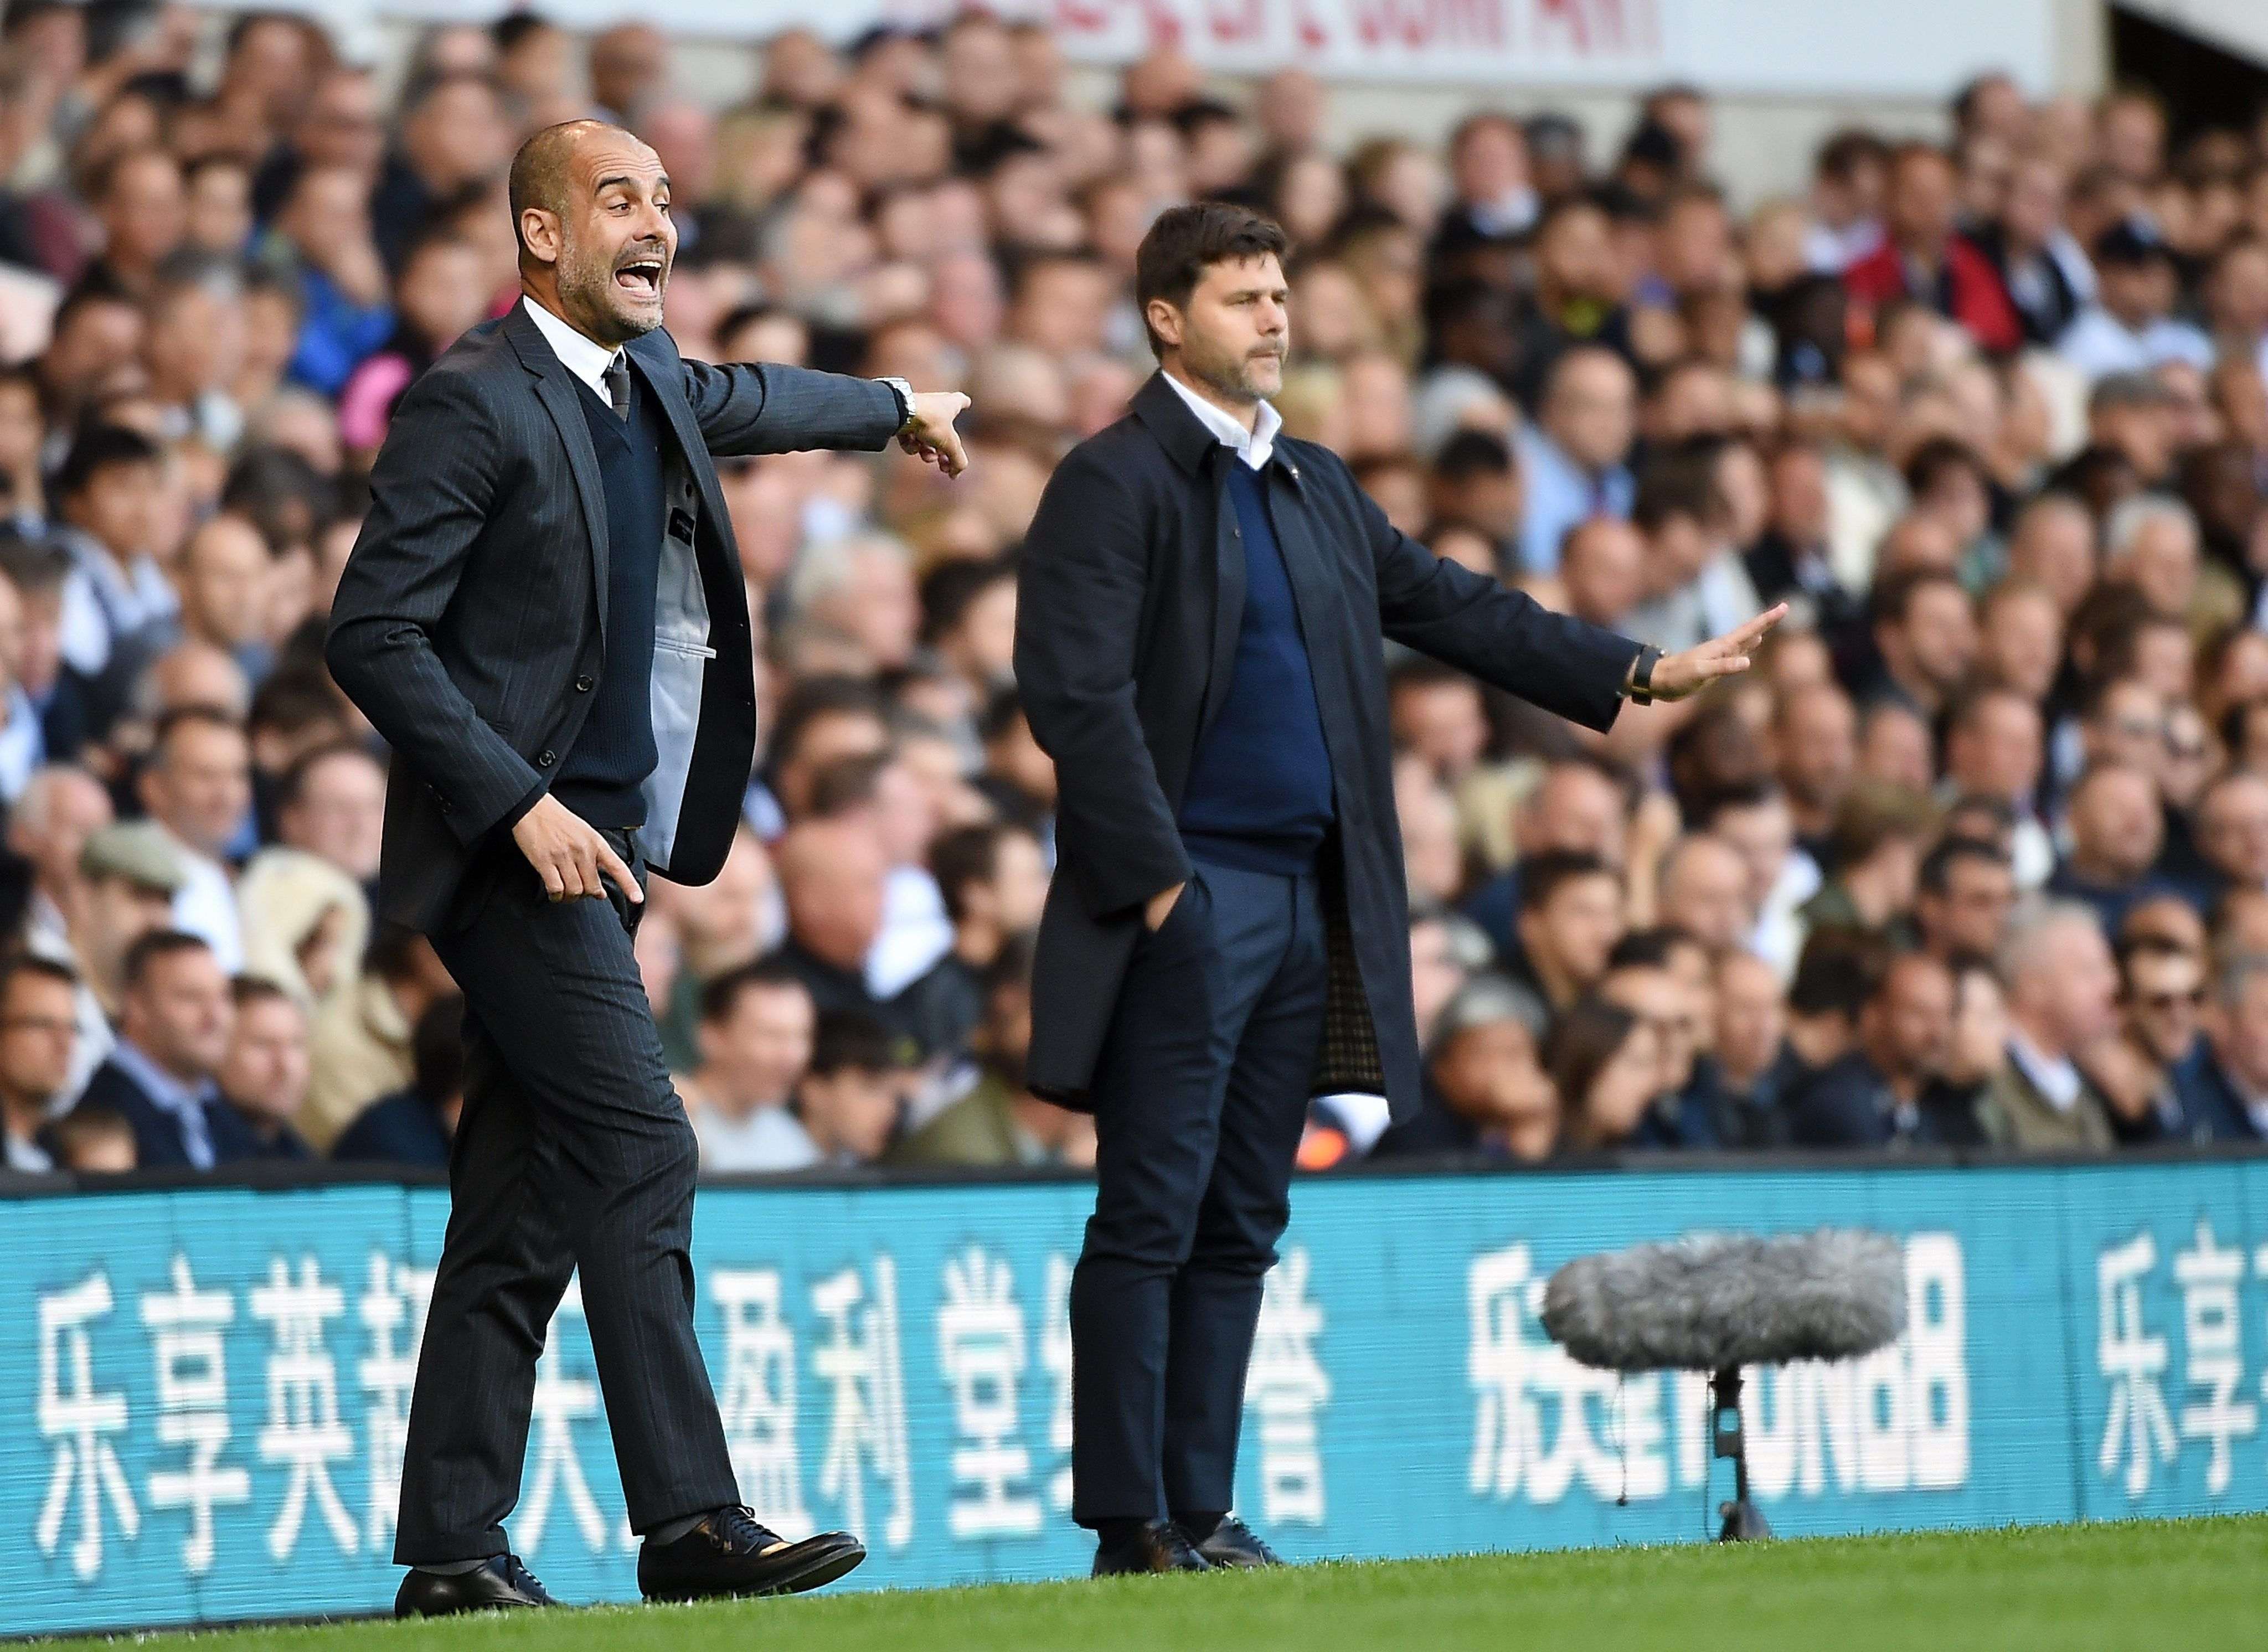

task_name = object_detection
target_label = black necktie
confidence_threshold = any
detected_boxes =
[603,353,630,421]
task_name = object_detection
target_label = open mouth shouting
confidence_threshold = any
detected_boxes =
[615,249,667,298]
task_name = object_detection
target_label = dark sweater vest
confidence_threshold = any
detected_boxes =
[556,368,664,828]
[1176,458,1336,874]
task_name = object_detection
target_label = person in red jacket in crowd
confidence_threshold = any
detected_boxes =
[1843,141,2022,355]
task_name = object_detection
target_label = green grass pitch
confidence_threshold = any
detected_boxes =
[35,1518,2267,1652]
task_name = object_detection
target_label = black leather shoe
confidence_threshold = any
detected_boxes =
[637,1505,867,1601]
[1092,1519,1215,1576]
[1188,1515,1283,1568]
[394,1555,558,1617]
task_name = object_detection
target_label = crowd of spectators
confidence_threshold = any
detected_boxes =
[3,2,2268,1180]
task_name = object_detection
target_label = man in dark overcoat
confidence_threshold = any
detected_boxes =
[1014,202,1782,1573]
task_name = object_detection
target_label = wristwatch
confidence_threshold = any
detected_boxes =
[1625,644,1663,705]
[877,376,917,435]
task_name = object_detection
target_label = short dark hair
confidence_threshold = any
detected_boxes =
[491,8,556,51]
[769,675,887,773]
[1133,202,1288,358]
[1519,849,1616,915]
[1817,128,1891,184]
[919,554,1016,648]
[805,751,890,819]
[1607,925,1698,972]
[1919,834,2011,896]
[1905,436,1987,497]
[1787,927,1886,1018]
[699,960,811,1028]
[0,952,78,1011]
[1432,429,1513,483]
[249,672,349,743]
[1632,446,1726,534]
[1691,777,1779,832]
[55,425,160,502]
[806,1009,907,1078]
[930,823,1008,923]
[231,972,291,1008]
[121,930,213,994]
[1870,566,1967,629]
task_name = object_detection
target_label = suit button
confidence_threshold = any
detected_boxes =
[437,798,452,814]
[574,674,594,692]
[538,750,557,767]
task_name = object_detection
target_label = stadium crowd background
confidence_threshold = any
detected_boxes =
[0,2,2266,1179]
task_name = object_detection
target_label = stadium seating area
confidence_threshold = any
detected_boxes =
[0,4,2265,1180]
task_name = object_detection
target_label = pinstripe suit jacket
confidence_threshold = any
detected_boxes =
[327,299,902,933]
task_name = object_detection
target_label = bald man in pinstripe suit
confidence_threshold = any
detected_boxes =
[327,120,967,1616]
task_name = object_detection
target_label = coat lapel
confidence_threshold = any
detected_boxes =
[1260,460,1347,756]
[625,333,728,550]
[1132,375,1251,744]
[1199,456,1245,742]
[504,303,611,637]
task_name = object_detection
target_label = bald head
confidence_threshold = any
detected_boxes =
[510,120,676,347]
[508,120,606,257]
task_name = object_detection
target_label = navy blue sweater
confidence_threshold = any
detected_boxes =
[1177,460,1336,873]
[556,369,664,827]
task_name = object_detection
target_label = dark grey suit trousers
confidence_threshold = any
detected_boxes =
[1069,858,1328,1526]
[392,827,737,1563]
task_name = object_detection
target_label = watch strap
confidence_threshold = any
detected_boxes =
[1629,643,1662,705]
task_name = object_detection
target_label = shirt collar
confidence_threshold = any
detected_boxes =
[1161,369,1280,471]
[2007,1030,2081,1113]
[520,295,622,398]
[110,1037,217,1115]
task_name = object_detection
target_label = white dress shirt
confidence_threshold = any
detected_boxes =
[2007,1029,2082,1114]
[157,825,243,974]
[1161,370,1280,471]
[867,864,954,1000]
[520,295,623,398]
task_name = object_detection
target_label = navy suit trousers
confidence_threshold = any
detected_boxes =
[1069,857,1329,1525]
[393,827,738,1563]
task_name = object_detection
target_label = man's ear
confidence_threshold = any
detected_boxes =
[1145,297,1183,352]
[519,207,562,267]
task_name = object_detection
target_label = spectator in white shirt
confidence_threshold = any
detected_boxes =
[136,706,250,972]
[51,425,178,703]
[685,962,817,1173]
[2057,218,2211,383]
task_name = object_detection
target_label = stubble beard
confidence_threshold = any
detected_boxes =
[1186,335,1284,410]
[559,241,666,345]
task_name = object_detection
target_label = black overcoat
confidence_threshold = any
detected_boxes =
[1014,372,1643,1120]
